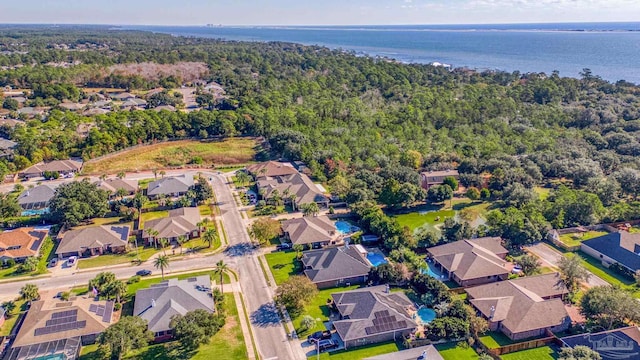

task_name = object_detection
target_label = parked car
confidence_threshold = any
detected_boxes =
[48,258,58,267]
[307,330,332,344]
[67,256,77,265]
[276,243,292,251]
[136,269,152,276]
[317,339,338,352]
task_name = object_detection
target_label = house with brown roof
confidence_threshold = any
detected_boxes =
[19,159,83,179]
[466,273,570,341]
[420,170,459,190]
[426,237,510,287]
[330,285,417,349]
[257,173,329,208]
[301,245,371,288]
[0,227,48,263]
[142,207,201,246]
[95,178,139,198]
[581,231,640,276]
[282,215,340,248]
[246,161,298,179]
[5,296,116,360]
[56,225,130,259]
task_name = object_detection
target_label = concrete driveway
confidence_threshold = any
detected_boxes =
[524,242,610,288]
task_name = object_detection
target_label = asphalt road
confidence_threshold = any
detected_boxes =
[210,172,305,360]
[525,242,609,287]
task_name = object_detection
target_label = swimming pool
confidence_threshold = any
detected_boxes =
[336,221,360,235]
[21,208,49,216]
[422,262,446,280]
[416,307,436,324]
[366,252,388,267]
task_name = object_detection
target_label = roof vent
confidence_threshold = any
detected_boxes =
[489,305,495,319]
[151,299,156,307]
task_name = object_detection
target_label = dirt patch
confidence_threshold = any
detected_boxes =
[108,62,209,82]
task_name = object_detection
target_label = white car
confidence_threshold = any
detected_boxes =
[67,256,78,265]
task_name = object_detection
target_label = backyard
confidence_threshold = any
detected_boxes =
[82,138,257,175]
[434,342,481,360]
[479,331,514,349]
[500,346,559,360]
[264,250,302,285]
[557,230,608,248]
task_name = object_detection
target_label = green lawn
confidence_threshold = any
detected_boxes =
[0,298,28,336]
[392,207,456,233]
[479,331,514,349]
[313,341,403,360]
[80,294,247,360]
[140,210,169,226]
[72,217,133,230]
[558,231,608,248]
[138,178,154,190]
[434,342,480,360]
[565,251,639,296]
[264,251,302,285]
[500,346,559,360]
[77,248,159,269]
[294,285,359,336]
[198,203,214,217]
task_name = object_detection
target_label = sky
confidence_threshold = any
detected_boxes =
[1,0,639,26]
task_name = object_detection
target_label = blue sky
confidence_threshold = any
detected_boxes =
[1,0,638,25]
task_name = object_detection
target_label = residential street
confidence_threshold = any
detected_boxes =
[209,172,306,360]
[0,169,305,359]
[524,242,610,287]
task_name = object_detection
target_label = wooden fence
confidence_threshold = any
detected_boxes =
[478,330,562,356]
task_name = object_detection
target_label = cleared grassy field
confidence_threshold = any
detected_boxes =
[82,138,257,175]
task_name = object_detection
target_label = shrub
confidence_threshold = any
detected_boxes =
[114,303,122,311]
[127,275,141,284]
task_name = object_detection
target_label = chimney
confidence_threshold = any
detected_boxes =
[151,299,156,308]
[489,305,495,320]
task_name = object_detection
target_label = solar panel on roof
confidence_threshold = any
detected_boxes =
[96,306,105,317]
[89,304,98,313]
[102,304,114,323]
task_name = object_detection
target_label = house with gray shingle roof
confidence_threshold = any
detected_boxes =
[142,207,201,246]
[133,275,214,340]
[56,225,130,259]
[95,178,138,198]
[427,237,510,287]
[146,174,194,199]
[281,215,340,248]
[581,231,640,275]
[0,137,17,158]
[19,159,83,179]
[301,245,371,289]
[257,172,328,208]
[330,285,417,349]
[17,184,57,210]
[466,273,570,341]
[560,326,640,360]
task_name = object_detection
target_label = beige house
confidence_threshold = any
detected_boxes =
[19,159,83,179]
[56,225,130,259]
[6,296,116,360]
[95,178,139,198]
[427,237,510,287]
[466,273,570,341]
[420,170,459,190]
[246,161,298,179]
[142,207,201,245]
[0,227,48,263]
[281,215,339,248]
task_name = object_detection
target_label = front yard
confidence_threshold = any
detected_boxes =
[0,298,28,336]
[77,247,159,269]
[312,341,403,360]
[80,293,247,360]
[294,285,360,336]
[264,251,302,285]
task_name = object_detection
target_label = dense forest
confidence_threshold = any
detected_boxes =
[2,26,640,252]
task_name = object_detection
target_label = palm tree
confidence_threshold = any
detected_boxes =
[159,170,166,178]
[146,229,159,249]
[236,171,250,187]
[289,194,298,212]
[1,301,16,317]
[177,235,187,254]
[159,238,169,255]
[203,228,219,248]
[302,202,320,217]
[152,168,158,180]
[20,283,39,302]
[214,260,229,293]
[154,255,170,280]
[116,171,126,179]
[132,192,148,229]
[106,280,127,303]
